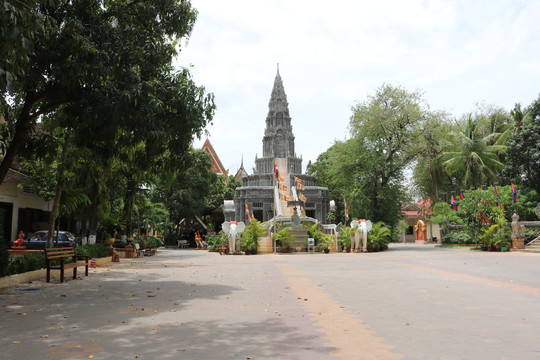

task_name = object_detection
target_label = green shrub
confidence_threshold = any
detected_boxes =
[240,219,267,253]
[8,253,46,275]
[74,244,111,258]
[145,236,163,248]
[338,227,352,250]
[367,222,391,251]
[442,231,472,244]
[206,232,227,251]
[275,227,295,250]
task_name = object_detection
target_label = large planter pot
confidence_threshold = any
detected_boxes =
[501,246,509,252]
[323,248,330,254]
[512,238,525,249]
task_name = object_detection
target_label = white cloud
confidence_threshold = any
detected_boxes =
[177,0,540,175]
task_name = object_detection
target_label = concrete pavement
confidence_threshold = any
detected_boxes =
[1,244,540,359]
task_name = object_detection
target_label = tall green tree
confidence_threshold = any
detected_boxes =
[505,96,540,193]
[347,84,429,225]
[1,0,215,196]
[152,149,216,236]
[438,114,505,189]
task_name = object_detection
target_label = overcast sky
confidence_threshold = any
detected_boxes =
[175,0,540,176]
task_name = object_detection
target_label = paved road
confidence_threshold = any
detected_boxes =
[1,244,540,359]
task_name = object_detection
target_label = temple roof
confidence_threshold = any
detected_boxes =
[201,138,228,177]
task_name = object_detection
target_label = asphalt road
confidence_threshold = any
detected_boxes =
[1,244,540,360]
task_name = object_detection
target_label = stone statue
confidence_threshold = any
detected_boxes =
[222,221,246,254]
[511,213,525,239]
[350,219,372,252]
[13,231,25,247]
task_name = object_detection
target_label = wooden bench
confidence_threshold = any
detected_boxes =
[45,247,89,283]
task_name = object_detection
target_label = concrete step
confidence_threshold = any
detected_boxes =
[258,236,273,254]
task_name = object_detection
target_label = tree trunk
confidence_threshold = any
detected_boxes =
[0,93,37,185]
[88,198,100,238]
[46,146,66,248]
[429,159,440,203]
[121,178,136,236]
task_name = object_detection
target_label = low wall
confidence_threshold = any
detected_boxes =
[0,256,113,290]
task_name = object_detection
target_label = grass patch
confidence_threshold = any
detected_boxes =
[436,244,481,250]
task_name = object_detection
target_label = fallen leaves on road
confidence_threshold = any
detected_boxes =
[88,355,95,359]
[12,341,23,344]
[130,292,136,297]
[41,335,49,338]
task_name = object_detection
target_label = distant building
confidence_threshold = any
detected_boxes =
[401,199,441,243]
[201,138,228,177]
[229,68,331,223]
[0,163,52,244]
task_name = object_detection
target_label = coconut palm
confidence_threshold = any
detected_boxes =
[495,103,530,146]
[439,114,505,188]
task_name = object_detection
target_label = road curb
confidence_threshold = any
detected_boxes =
[0,256,113,290]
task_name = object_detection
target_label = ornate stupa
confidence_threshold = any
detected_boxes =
[226,67,332,224]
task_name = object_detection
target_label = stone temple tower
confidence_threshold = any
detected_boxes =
[228,68,331,224]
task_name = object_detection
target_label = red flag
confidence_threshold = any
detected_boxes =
[512,183,517,203]
[451,195,457,211]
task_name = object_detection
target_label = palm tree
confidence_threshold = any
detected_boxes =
[495,103,529,146]
[439,114,505,188]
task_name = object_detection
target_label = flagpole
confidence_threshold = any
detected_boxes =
[273,162,276,254]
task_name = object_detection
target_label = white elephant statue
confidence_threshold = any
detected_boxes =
[221,221,245,254]
[350,219,372,252]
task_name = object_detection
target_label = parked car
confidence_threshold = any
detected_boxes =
[15,231,78,250]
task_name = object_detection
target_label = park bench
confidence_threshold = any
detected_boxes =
[177,239,189,248]
[45,247,89,283]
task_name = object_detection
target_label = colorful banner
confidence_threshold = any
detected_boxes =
[245,203,251,222]
[297,183,305,191]
[274,161,280,180]
[512,183,518,203]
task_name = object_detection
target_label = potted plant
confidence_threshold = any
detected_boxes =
[240,219,267,254]
[481,217,510,251]
[338,227,352,252]
[317,234,334,253]
[367,222,391,252]
[275,226,295,253]
[304,222,324,249]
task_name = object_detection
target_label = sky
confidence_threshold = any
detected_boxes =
[174,0,540,176]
